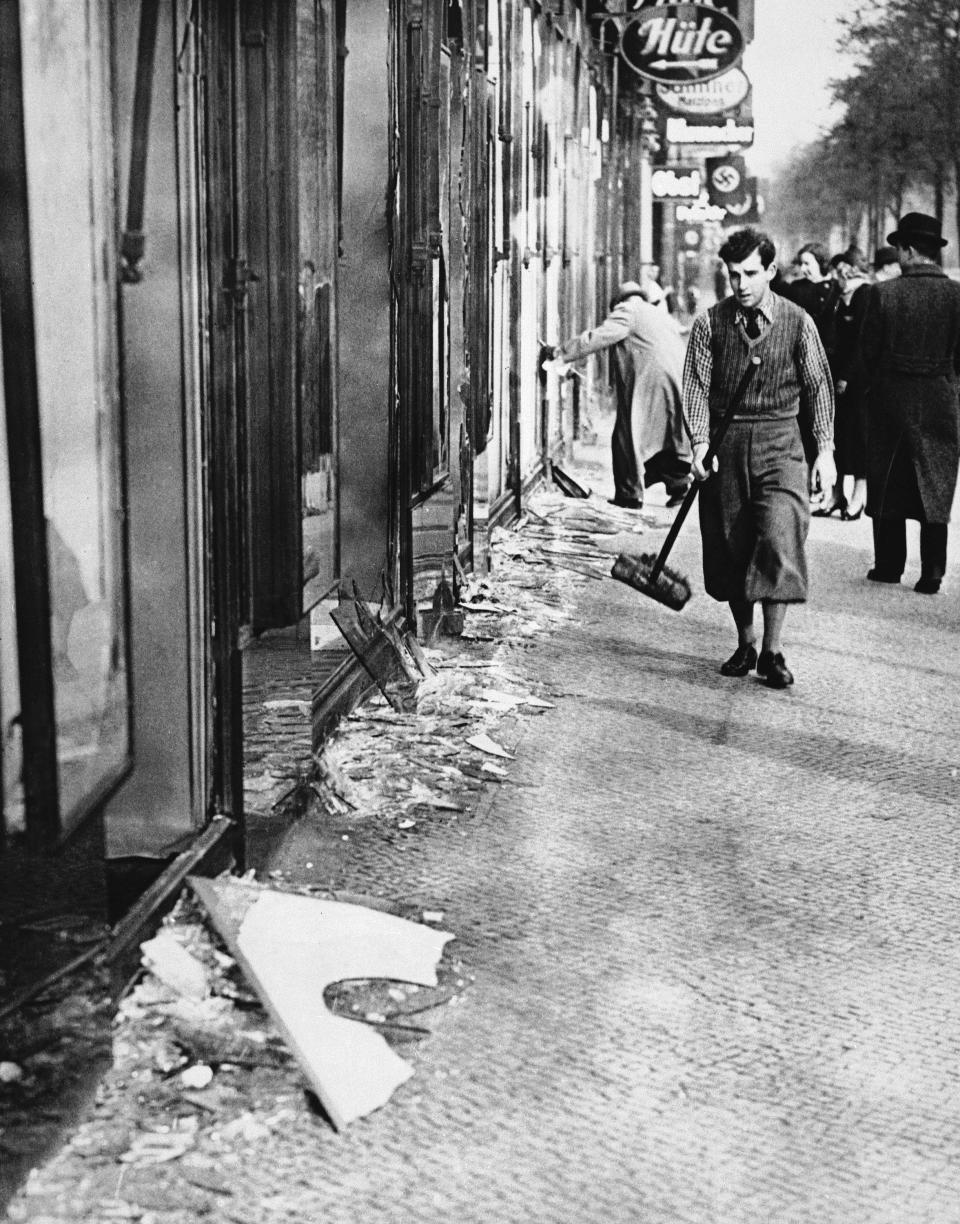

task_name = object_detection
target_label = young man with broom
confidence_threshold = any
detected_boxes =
[682,228,836,688]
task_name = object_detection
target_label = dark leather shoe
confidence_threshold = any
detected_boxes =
[867,568,900,584]
[757,650,794,688]
[720,643,758,677]
[608,495,642,509]
[914,576,941,594]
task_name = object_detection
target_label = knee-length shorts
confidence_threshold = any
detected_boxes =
[698,417,810,603]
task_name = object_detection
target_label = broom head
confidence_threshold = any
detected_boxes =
[611,552,692,611]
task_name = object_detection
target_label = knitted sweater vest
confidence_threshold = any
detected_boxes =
[708,295,806,423]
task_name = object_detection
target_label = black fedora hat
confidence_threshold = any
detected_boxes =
[887,211,948,248]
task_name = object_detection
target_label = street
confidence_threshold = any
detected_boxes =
[290,468,960,1224]
[7,420,960,1224]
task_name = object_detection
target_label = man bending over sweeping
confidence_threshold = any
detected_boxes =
[683,228,836,689]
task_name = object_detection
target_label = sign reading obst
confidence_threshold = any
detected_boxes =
[620,3,745,86]
[650,167,702,200]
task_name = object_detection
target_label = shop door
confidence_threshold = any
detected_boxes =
[463,66,494,563]
[237,2,302,634]
[410,46,463,606]
[479,0,511,521]
[297,0,343,612]
[196,1,297,820]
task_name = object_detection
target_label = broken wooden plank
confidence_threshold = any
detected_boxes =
[551,465,591,499]
[189,877,453,1130]
[330,603,419,713]
[106,817,236,966]
[396,623,434,679]
[311,656,379,752]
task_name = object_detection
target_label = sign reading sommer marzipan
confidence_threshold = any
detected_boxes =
[619,2,745,86]
[655,65,751,115]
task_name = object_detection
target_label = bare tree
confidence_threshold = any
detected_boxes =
[766,0,960,253]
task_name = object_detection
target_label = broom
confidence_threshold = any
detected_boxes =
[611,355,761,610]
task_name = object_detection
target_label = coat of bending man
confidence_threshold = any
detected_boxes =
[683,228,836,689]
[554,281,692,508]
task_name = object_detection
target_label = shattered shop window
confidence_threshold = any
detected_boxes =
[20,1,130,829]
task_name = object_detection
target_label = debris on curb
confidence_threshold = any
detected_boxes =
[465,733,514,760]
[139,929,210,1002]
[189,877,454,1130]
[309,486,652,836]
[0,482,642,1215]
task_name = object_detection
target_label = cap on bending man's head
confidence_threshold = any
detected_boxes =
[609,281,644,308]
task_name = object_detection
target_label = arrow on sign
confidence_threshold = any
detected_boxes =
[649,58,720,72]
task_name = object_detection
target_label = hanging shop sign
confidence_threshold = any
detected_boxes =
[650,166,703,200]
[588,1,754,42]
[619,3,745,86]
[705,153,747,208]
[723,176,762,223]
[677,197,727,223]
[664,114,754,146]
[655,66,751,115]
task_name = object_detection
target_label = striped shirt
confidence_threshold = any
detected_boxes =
[683,290,835,451]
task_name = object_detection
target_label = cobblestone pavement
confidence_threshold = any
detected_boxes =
[288,499,960,1224]
[7,426,960,1223]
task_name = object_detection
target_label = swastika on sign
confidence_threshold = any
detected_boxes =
[711,165,742,194]
[705,153,748,208]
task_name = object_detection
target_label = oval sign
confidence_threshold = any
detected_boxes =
[620,3,744,86]
[656,66,751,115]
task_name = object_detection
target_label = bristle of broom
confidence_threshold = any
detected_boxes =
[610,552,692,611]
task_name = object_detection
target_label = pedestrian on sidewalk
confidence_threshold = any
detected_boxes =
[550,281,692,509]
[781,241,842,474]
[860,212,960,594]
[872,244,901,283]
[813,248,871,521]
[683,228,836,688]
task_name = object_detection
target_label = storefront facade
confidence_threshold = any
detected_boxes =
[1,0,646,881]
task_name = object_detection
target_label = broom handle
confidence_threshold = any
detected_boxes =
[646,355,761,587]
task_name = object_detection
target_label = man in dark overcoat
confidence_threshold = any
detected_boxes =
[683,228,836,688]
[860,212,960,593]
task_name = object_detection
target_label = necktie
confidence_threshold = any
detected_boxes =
[744,310,761,340]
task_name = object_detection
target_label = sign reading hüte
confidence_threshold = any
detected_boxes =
[620,3,745,86]
[588,2,755,44]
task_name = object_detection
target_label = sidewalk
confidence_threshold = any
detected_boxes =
[5,408,960,1223]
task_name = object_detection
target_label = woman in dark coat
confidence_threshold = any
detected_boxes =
[784,243,842,468]
[785,243,842,357]
[859,213,960,593]
[814,250,871,518]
